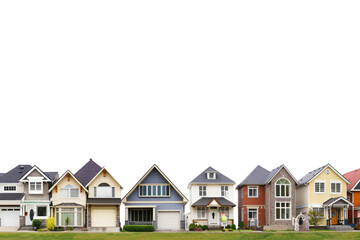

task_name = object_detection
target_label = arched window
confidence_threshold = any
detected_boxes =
[275,178,290,197]
[98,183,110,187]
[65,184,73,189]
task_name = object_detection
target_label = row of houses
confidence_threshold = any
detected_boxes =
[0,160,359,231]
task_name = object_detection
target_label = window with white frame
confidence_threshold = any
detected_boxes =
[331,182,341,193]
[197,207,206,219]
[207,172,216,179]
[275,202,291,220]
[29,181,42,194]
[139,184,170,197]
[60,185,79,198]
[220,207,230,217]
[37,206,47,217]
[312,207,325,218]
[221,186,229,196]
[275,179,290,197]
[199,186,206,196]
[55,208,82,226]
[315,182,325,193]
[3,186,16,192]
[248,186,258,198]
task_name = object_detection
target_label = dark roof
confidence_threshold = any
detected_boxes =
[298,165,327,185]
[74,159,102,186]
[0,173,4,178]
[192,197,236,207]
[54,202,84,207]
[236,165,270,188]
[0,193,24,201]
[87,198,122,205]
[0,165,32,183]
[190,167,235,185]
[264,165,283,183]
[323,197,352,206]
[44,172,58,182]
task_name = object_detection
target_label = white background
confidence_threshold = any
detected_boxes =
[1,0,360,227]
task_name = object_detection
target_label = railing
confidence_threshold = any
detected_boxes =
[128,221,153,225]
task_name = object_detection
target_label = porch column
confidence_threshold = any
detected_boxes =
[329,206,331,226]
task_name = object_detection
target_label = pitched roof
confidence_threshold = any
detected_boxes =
[45,172,58,182]
[192,197,236,207]
[74,159,102,186]
[344,168,360,191]
[323,196,353,206]
[189,167,235,185]
[0,173,4,178]
[48,170,88,193]
[236,165,270,188]
[298,164,350,185]
[0,193,24,200]
[0,165,32,183]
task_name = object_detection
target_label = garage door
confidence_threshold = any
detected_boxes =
[157,211,180,230]
[0,208,20,227]
[91,206,116,227]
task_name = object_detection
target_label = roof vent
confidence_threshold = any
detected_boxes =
[326,169,330,174]
[20,166,24,169]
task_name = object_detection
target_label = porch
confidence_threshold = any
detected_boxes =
[323,197,353,226]
[125,206,155,227]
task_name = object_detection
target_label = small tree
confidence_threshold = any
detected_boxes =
[65,216,70,231]
[308,209,320,230]
[46,217,55,231]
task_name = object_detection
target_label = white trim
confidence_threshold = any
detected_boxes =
[124,205,156,208]
[323,196,354,207]
[247,208,258,227]
[248,186,258,198]
[266,165,299,185]
[19,165,51,182]
[122,201,184,204]
[275,201,292,220]
[48,170,88,193]
[314,180,326,194]
[275,177,291,198]
[306,164,350,185]
[350,177,360,192]
[84,167,123,189]
[330,181,342,194]
[122,164,188,203]
[29,181,43,194]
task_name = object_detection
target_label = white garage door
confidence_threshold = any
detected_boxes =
[157,211,180,230]
[0,208,20,227]
[91,206,116,227]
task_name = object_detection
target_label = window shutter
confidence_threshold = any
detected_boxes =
[94,187,97,197]
[112,187,115,198]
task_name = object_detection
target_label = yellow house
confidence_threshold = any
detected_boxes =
[296,164,352,226]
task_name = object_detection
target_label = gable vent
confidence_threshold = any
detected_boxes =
[326,169,330,174]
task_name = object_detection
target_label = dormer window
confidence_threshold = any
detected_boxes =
[29,181,43,194]
[207,172,216,179]
[94,182,115,198]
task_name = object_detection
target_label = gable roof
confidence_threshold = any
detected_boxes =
[298,164,350,186]
[189,166,235,186]
[45,172,58,182]
[122,164,188,203]
[19,165,52,182]
[85,167,123,189]
[323,196,353,207]
[344,168,360,191]
[74,159,102,186]
[0,193,24,201]
[48,170,88,192]
[0,165,32,183]
[236,165,270,188]
[192,197,236,207]
[236,164,298,189]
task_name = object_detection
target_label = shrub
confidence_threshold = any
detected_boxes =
[123,225,154,232]
[225,224,231,229]
[231,224,236,230]
[354,225,360,230]
[201,225,208,230]
[239,221,245,229]
[32,219,42,229]
[54,227,64,231]
[194,227,203,231]
[82,228,88,231]
[46,217,55,231]
[67,227,74,231]
[189,223,196,231]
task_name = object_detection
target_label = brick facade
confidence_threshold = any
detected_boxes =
[238,185,266,227]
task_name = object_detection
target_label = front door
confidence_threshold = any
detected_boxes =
[209,208,218,225]
[25,205,35,226]
[331,209,338,225]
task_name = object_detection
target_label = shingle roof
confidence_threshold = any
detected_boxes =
[87,198,122,204]
[74,159,102,186]
[0,173,4,178]
[192,197,236,207]
[344,168,360,191]
[237,165,270,188]
[53,202,84,207]
[264,165,283,183]
[190,167,235,185]
[0,165,32,183]
[0,193,24,200]
[44,172,58,182]
[323,197,352,206]
[298,165,327,185]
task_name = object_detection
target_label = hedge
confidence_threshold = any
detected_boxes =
[123,225,155,232]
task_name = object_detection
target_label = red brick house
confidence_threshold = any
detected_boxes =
[236,165,298,230]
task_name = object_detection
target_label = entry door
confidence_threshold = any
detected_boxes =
[209,209,218,225]
[25,205,35,226]
[331,209,338,225]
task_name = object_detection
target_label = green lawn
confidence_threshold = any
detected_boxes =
[0,232,360,240]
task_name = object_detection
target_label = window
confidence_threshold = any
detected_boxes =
[220,207,229,217]
[55,208,82,227]
[199,186,206,196]
[315,182,325,193]
[331,182,341,193]
[197,207,206,219]
[207,172,216,179]
[139,184,170,197]
[4,186,16,192]
[221,186,229,197]
[248,186,258,198]
[275,202,291,220]
[275,179,290,197]
[95,183,114,198]
[60,185,79,198]
[312,207,325,218]
[248,209,257,226]
[37,206,47,217]
[29,181,42,194]
[130,209,153,222]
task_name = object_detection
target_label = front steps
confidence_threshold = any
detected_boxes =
[19,226,34,231]
[88,227,120,232]
[327,225,353,231]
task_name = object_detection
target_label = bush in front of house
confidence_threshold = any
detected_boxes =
[225,224,231,229]
[189,223,196,231]
[32,219,42,230]
[354,225,360,230]
[46,217,55,231]
[201,225,208,230]
[239,221,245,229]
[194,227,203,231]
[123,225,155,232]
[231,224,236,230]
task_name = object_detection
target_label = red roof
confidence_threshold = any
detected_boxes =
[344,168,360,191]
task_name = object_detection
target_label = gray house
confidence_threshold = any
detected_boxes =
[122,164,188,231]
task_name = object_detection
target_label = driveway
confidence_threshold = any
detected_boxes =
[0,226,19,232]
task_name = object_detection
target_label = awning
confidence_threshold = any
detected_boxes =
[323,197,353,207]
[192,197,236,207]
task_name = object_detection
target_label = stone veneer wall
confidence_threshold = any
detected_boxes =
[116,205,120,227]
[19,216,25,227]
